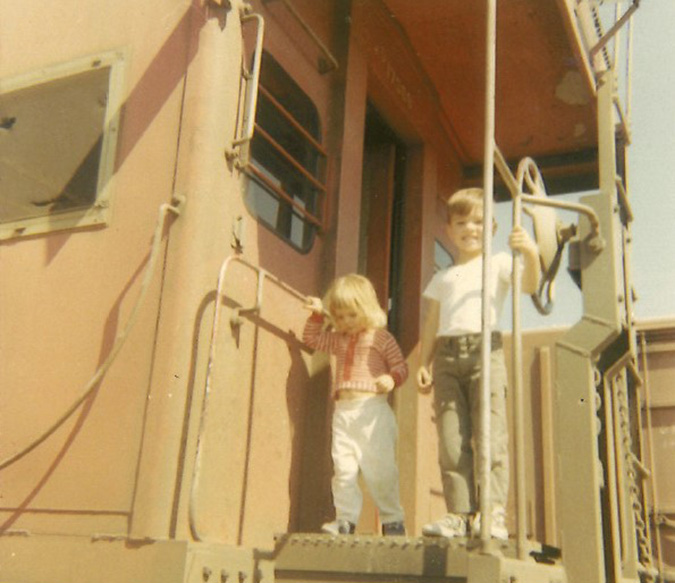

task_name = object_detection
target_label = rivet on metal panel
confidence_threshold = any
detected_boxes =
[221,570,229,583]
[238,571,247,583]
[203,566,212,581]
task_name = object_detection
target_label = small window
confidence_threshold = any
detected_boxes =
[243,52,327,252]
[0,51,124,240]
[434,240,453,272]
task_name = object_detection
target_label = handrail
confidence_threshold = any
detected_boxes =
[226,10,265,161]
[477,0,498,553]
[519,193,604,248]
[0,197,184,471]
[189,253,309,542]
[497,153,606,559]
[590,0,641,58]
[494,150,605,249]
[511,185,528,559]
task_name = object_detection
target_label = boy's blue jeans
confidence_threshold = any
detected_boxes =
[432,332,509,514]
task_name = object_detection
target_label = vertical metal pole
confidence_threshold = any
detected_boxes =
[479,0,497,548]
[626,11,634,121]
[512,194,528,559]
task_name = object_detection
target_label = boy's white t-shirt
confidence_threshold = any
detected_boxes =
[423,252,513,336]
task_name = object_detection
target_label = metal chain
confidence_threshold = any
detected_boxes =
[615,370,655,581]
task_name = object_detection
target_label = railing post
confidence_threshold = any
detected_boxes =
[478,0,497,551]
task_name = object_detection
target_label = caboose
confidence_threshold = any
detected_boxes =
[1,1,671,582]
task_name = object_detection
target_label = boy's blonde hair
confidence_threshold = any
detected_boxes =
[325,274,387,329]
[446,187,497,232]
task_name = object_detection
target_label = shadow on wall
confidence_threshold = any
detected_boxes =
[226,309,335,538]
[285,339,333,533]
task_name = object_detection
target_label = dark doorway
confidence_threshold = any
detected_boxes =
[359,103,407,336]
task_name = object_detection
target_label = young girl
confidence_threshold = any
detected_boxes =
[303,274,408,536]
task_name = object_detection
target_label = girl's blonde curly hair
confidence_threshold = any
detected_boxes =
[325,274,387,329]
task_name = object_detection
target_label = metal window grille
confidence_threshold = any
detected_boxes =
[243,52,327,252]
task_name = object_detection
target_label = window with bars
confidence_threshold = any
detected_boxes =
[243,52,327,252]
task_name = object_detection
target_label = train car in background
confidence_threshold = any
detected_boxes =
[1,1,671,582]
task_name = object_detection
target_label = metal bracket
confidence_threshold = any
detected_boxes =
[230,268,266,328]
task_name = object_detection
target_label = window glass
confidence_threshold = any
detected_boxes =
[244,52,326,252]
[0,52,123,240]
[434,240,454,272]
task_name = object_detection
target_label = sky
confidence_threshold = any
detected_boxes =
[494,1,675,330]
[628,0,675,322]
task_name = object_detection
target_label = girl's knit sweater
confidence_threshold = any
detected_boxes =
[302,313,408,399]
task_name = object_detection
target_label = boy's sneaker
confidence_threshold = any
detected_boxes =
[421,513,467,538]
[470,505,508,540]
[382,521,406,536]
[321,519,356,535]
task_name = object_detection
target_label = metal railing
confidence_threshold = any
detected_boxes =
[189,253,309,541]
[226,8,265,164]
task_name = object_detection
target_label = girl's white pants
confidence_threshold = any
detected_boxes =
[331,394,405,525]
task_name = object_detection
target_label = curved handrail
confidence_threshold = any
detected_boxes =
[0,197,184,471]
[226,10,265,162]
[188,253,308,541]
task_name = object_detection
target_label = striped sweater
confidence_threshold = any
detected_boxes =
[302,313,409,399]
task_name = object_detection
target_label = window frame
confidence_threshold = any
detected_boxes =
[0,50,125,241]
[242,51,328,253]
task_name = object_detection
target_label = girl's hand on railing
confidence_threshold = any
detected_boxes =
[304,296,324,314]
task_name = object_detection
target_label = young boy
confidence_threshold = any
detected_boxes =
[417,188,540,539]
